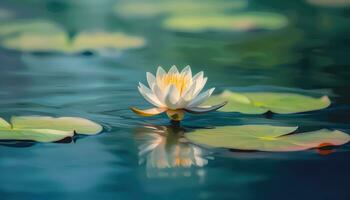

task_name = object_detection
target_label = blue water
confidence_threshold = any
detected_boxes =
[0,0,350,199]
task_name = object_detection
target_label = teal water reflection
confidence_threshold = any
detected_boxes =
[0,0,350,199]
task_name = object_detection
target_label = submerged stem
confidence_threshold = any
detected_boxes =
[170,120,180,127]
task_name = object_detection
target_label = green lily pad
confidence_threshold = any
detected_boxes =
[204,90,331,114]
[0,117,73,142]
[0,118,11,129]
[0,128,73,143]
[11,116,103,135]
[114,0,247,18]
[0,20,63,36]
[70,32,146,52]
[186,125,350,152]
[2,32,68,52]
[0,20,146,53]
[0,116,102,143]
[162,12,288,32]
[1,31,146,53]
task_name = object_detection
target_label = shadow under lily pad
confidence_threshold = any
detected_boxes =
[0,116,102,143]
[186,125,350,152]
[203,90,331,114]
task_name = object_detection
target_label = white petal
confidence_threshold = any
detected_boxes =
[152,84,169,105]
[130,107,167,116]
[138,83,163,107]
[182,81,197,101]
[187,88,215,108]
[146,72,156,88]
[168,65,179,75]
[193,77,207,97]
[192,71,203,81]
[181,65,192,78]
[184,101,227,114]
[156,66,166,81]
[164,85,180,109]
[191,72,205,97]
[156,66,166,88]
[156,66,166,77]
[176,81,197,108]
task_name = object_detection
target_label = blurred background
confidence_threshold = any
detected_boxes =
[0,0,350,199]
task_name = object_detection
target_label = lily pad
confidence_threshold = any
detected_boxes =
[0,128,73,143]
[186,125,350,152]
[204,90,331,114]
[0,20,63,36]
[1,31,146,53]
[162,12,288,32]
[0,20,146,53]
[0,116,102,143]
[0,117,73,142]
[71,32,146,52]
[114,0,247,18]
[11,116,103,135]
[1,32,68,52]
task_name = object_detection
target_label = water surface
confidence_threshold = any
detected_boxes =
[0,0,350,199]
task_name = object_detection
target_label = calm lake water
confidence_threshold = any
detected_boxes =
[0,0,350,199]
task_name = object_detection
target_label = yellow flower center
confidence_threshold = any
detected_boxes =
[160,73,191,95]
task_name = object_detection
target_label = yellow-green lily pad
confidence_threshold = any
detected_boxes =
[0,20,146,53]
[0,20,63,36]
[70,32,146,52]
[162,12,288,32]
[204,90,331,114]
[1,31,146,53]
[0,117,73,142]
[0,128,73,143]
[11,116,103,135]
[114,0,247,18]
[2,32,68,52]
[0,116,102,143]
[0,118,11,128]
[186,125,350,152]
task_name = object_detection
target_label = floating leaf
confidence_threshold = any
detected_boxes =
[114,0,247,18]
[0,128,73,143]
[11,116,103,135]
[1,32,68,52]
[162,12,288,32]
[0,20,146,53]
[0,20,63,36]
[1,31,145,53]
[71,32,146,52]
[0,116,102,143]
[186,125,350,152]
[204,90,331,114]
[0,118,11,129]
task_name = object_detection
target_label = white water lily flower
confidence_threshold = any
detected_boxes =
[131,65,226,121]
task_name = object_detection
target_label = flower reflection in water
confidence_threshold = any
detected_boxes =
[134,125,211,178]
